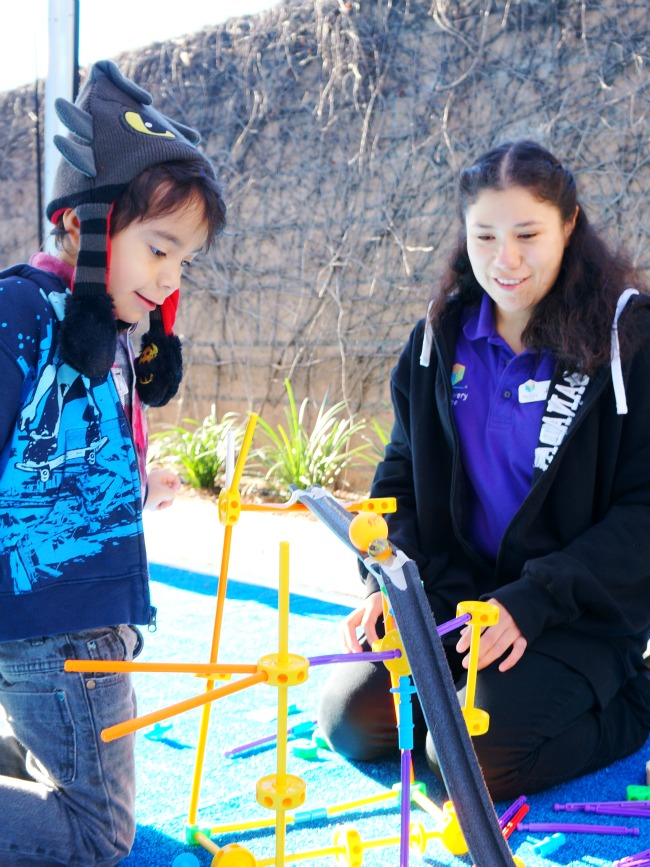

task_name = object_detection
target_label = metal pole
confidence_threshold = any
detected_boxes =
[34,79,44,250]
[43,0,78,252]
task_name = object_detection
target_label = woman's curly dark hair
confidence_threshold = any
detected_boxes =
[430,140,647,375]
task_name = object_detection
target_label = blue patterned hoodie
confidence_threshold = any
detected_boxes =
[0,262,153,641]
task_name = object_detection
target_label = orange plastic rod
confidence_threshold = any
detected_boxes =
[64,660,257,675]
[101,671,267,742]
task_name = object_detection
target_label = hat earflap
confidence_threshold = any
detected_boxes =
[58,201,117,379]
[134,290,183,407]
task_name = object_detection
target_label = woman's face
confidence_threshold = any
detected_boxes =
[465,185,577,345]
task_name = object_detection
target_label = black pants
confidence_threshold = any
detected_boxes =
[317,643,650,801]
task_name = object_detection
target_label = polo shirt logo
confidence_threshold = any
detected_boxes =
[451,363,466,386]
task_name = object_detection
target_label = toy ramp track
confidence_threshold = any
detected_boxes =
[296,486,516,867]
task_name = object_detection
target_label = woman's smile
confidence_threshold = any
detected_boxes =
[466,185,577,350]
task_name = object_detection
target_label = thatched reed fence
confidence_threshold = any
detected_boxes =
[1,0,647,485]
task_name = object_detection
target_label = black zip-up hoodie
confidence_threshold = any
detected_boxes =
[364,296,650,708]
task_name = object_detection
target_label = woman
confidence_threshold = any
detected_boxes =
[318,140,650,800]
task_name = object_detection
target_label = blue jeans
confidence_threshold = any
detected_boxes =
[0,625,142,866]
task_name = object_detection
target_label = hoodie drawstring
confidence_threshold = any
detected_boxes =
[419,301,434,367]
[611,287,639,415]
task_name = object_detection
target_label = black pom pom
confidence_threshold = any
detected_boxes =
[59,293,117,378]
[134,332,183,407]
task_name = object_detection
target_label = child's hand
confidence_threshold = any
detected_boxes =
[145,468,181,511]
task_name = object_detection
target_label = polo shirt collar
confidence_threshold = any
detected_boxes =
[463,294,509,349]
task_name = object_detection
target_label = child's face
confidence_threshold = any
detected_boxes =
[107,197,208,324]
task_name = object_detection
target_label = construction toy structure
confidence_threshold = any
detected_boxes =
[66,413,524,867]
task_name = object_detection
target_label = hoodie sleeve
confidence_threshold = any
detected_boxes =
[0,273,54,454]
[494,311,650,646]
[0,343,25,453]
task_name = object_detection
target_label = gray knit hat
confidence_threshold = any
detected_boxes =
[47,59,219,406]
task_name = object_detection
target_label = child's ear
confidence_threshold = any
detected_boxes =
[61,208,81,255]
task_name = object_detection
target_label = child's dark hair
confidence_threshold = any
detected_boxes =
[110,157,226,246]
[430,140,647,374]
[53,156,226,249]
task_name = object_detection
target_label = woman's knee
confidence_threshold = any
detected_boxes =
[317,662,397,761]
[425,726,522,802]
[468,728,527,801]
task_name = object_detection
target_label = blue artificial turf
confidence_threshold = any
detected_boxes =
[120,564,650,867]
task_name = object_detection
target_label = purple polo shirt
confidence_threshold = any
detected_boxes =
[451,295,555,561]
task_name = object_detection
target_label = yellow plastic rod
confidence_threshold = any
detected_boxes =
[326,789,399,814]
[456,601,499,737]
[274,542,291,867]
[239,501,308,513]
[410,789,444,819]
[230,413,258,493]
[238,495,396,514]
[256,844,341,866]
[363,834,402,850]
[209,816,280,834]
[188,523,236,822]
[193,831,222,856]
[209,789,398,835]
[256,832,405,867]
[188,413,259,825]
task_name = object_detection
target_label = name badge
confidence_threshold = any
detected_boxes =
[518,379,550,404]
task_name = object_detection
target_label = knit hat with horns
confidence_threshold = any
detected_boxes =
[46,59,218,407]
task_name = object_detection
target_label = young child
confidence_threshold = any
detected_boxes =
[0,60,225,865]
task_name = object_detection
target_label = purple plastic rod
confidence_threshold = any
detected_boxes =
[437,613,471,637]
[614,851,650,866]
[309,615,471,668]
[309,649,401,666]
[499,796,528,829]
[556,802,650,812]
[584,806,650,818]
[517,822,639,836]
[224,719,316,757]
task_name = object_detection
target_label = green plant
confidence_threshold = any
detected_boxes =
[148,407,243,492]
[254,379,372,496]
[366,416,391,463]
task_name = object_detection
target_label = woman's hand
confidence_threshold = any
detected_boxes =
[145,468,181,511]
[340,591,384,653]
[455,598,527,672]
